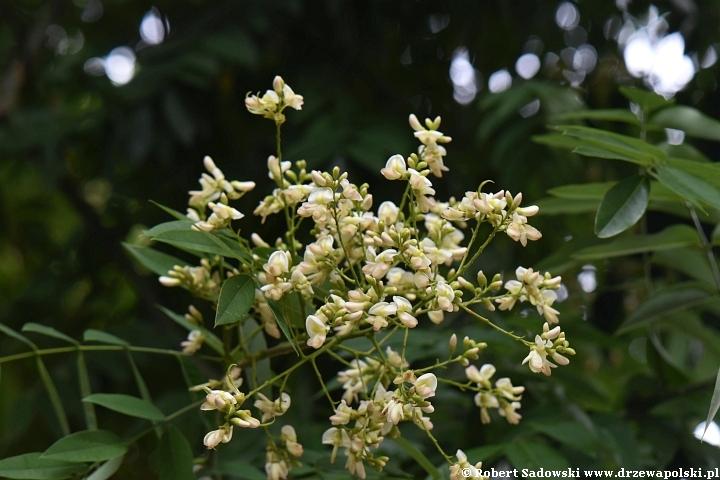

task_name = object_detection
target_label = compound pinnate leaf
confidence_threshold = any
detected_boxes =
[157,425,194,480]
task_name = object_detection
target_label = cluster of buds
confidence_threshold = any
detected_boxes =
[265,425,303,480]
[159,259,221,301]
[409,114,452,177]
[245,76,304,124]
[465,364,525,424]
[522,322,575,376]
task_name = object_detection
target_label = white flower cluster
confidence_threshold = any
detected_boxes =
[159,258,221,301]
[187,156,255,232]
[149,77,578,480]
[265,425,303,480]
[496,267,562,324]
[449,449,488,480]
[522,322,575,376]
[324,372,437,479]
[245,76,304,124]
[466,364,525,424]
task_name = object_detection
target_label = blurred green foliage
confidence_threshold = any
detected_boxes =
[2,0,720,478]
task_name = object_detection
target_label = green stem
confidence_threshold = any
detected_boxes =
[0,345,222,365]
[454,226,499,279]
[460,305,532,345]
[686,201,720,293]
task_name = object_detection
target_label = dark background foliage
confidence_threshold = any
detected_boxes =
[2,0,720,477]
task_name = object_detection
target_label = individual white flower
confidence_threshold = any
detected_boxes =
[264,250,292,278]
[393,296,418,327]
[377,201,400,224]
[506,212,542,247]
[203,425,233,449]
[465,364,495,388]
[329,400,354,425]
[254,392,291,422]
[362,247,398,278]
[201,390,237,412]
[474,392,499,424]
[306,314,329,348]
[433,281,456,312]
[427,310,444,324]
[522,335,556,376]
[281,425,304,457]
[180,330,204,354]
[495,377,525,400]
[413,373,438,399]
[383,398,405,424]
[380,154,407,180]
[498,400,522,424]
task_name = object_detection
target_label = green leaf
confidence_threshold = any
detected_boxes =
[617,284,716,334]
[619,86,674,113]
[157,425,194,480]
[37,357,71,436]
[391,436,441,479]
[651,105,720,141]
[83,393,165,421]
[0,322,36,349]
[552,108,640,124]
[203,31,258,68]
[595,175,649,238]
[143,220,193,238]
[150,200,190,221]
[505,440,570,470]
[548,182,616,200]
[651,165,720,213]
[42,430,127,463]
[213,460,266,480]
[77,351,97,430]
[552,125,666,166]
[266,296,301,356]
[215,274,255,327]
[703,366,720,441]
[153,229,248,261]
[653,248,718,287]
[666,158,720,188]
[122,243,188,276]
[21,322,78,345]
[87,455,124,480]
[125,351,162,438]
[0,453,86,479]
[529,421,594,451]
[533,197,599,215]
[572,225,699,260]
[157,305,224,355]
[83,329,128,346]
